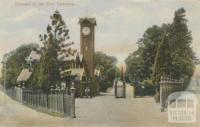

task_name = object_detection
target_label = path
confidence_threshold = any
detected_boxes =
[0,84,200,127]
[0,90,73,127]
[74,84,200,127]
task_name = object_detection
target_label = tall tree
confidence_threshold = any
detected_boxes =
[125,25,168,83]
[33,11,74,91]
[126,8,196,86]
[170,8,195,82]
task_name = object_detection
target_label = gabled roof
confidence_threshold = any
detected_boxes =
[79,17,96,25]
[61,68,86,80]
[26,51,41,62]
[57,52,83,62]
[17,69,32,82]
[63,55,77,61]
[79,55,83,61]
[95,69,101,76]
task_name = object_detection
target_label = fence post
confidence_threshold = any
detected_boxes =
[31,91,33,106]
[37,91,40,108]
[22,89,24,104]
[70,82,76,118]
[46,93,49,110]
[56,92,58,112]
[160,76,164,112]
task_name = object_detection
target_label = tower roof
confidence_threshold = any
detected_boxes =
[79,17,96,25]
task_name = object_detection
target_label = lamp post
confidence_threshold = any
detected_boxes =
[2,55,8,105]
[70,81,76,118]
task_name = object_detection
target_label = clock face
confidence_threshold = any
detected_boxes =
[82,27,90,36]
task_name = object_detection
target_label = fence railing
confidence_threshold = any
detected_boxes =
[6,86,76,118]
[160,76,185,112]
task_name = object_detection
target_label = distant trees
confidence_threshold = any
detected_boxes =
[1,43,39,88]
[126,25,165,84]
[126,8,196,86]
[95,51,119,92]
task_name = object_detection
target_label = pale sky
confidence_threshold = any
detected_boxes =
[0,0,200,73]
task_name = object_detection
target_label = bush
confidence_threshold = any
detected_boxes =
[133,81,156,97]
[99,80,113,92]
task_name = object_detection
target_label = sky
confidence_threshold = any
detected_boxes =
[0,0,200,76]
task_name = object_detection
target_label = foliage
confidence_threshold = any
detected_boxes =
[1,43,39,88]
[152,33,172,85]
[30,11,74,91]
[95,51,119,92]
[169,8,196,82]
[125,25,166,83]
[126,8,196,86]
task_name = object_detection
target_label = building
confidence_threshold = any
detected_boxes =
[16,50,41,86]
[60,18,100,97]
[17,17,101,97]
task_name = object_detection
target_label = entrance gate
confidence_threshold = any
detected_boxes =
[114,80,126,98]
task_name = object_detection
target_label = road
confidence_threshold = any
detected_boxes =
[0,84,200,127]
[0,90,73,127]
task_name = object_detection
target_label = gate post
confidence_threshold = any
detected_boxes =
[123,81,126,98]
[160,76,165,112]
[114,80,117,98]
[70,82,76,118]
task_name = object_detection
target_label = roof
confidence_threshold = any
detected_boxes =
[26,51,41,62]
[95,69,101,76]
[79,17,96,25]
[57,52,83,62]
[61,68,86,80]
[17,69,32,82]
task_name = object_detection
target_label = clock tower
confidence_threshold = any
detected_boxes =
[79,18,96,95]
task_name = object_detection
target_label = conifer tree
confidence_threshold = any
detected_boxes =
[170,8,195,81]
[33,11,74,91]
[126,8,196,87]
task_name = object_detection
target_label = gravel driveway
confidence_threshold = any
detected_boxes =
[0,84,200,127]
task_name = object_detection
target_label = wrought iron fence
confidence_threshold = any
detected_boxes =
[160,75,185,112]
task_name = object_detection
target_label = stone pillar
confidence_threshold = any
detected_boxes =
[133,84,135,98]
[70,82,76,118]
[160,83,164,112]
[123,81,126,98]
[114,80,117,98]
